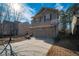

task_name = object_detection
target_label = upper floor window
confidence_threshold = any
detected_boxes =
[44,15,46,22]
[39,17,41,22]
[50,13,52,20]
[46,14,50,20]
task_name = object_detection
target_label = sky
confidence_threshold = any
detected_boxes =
[22,3,72,24]
[0,3,73,24]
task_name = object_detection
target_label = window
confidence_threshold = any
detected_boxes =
[39,17,41,22]
[76,25,79,30]
[46,14,49,20]
[77,17,79,19]
[50,13,52,20]
[44,15,46,22]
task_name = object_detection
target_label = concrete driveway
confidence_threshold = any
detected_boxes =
[11,37,52,56]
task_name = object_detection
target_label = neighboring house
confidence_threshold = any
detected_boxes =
[30,7,60,38]
[0,20,30,36]
[2,20,18,36]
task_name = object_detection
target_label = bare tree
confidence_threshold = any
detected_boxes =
[0,3,22,56]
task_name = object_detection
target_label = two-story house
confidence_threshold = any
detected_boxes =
[30,7,60,38]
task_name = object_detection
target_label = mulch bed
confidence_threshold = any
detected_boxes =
[47,31,79,56]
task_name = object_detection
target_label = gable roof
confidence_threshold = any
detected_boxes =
[32,7,60,18]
